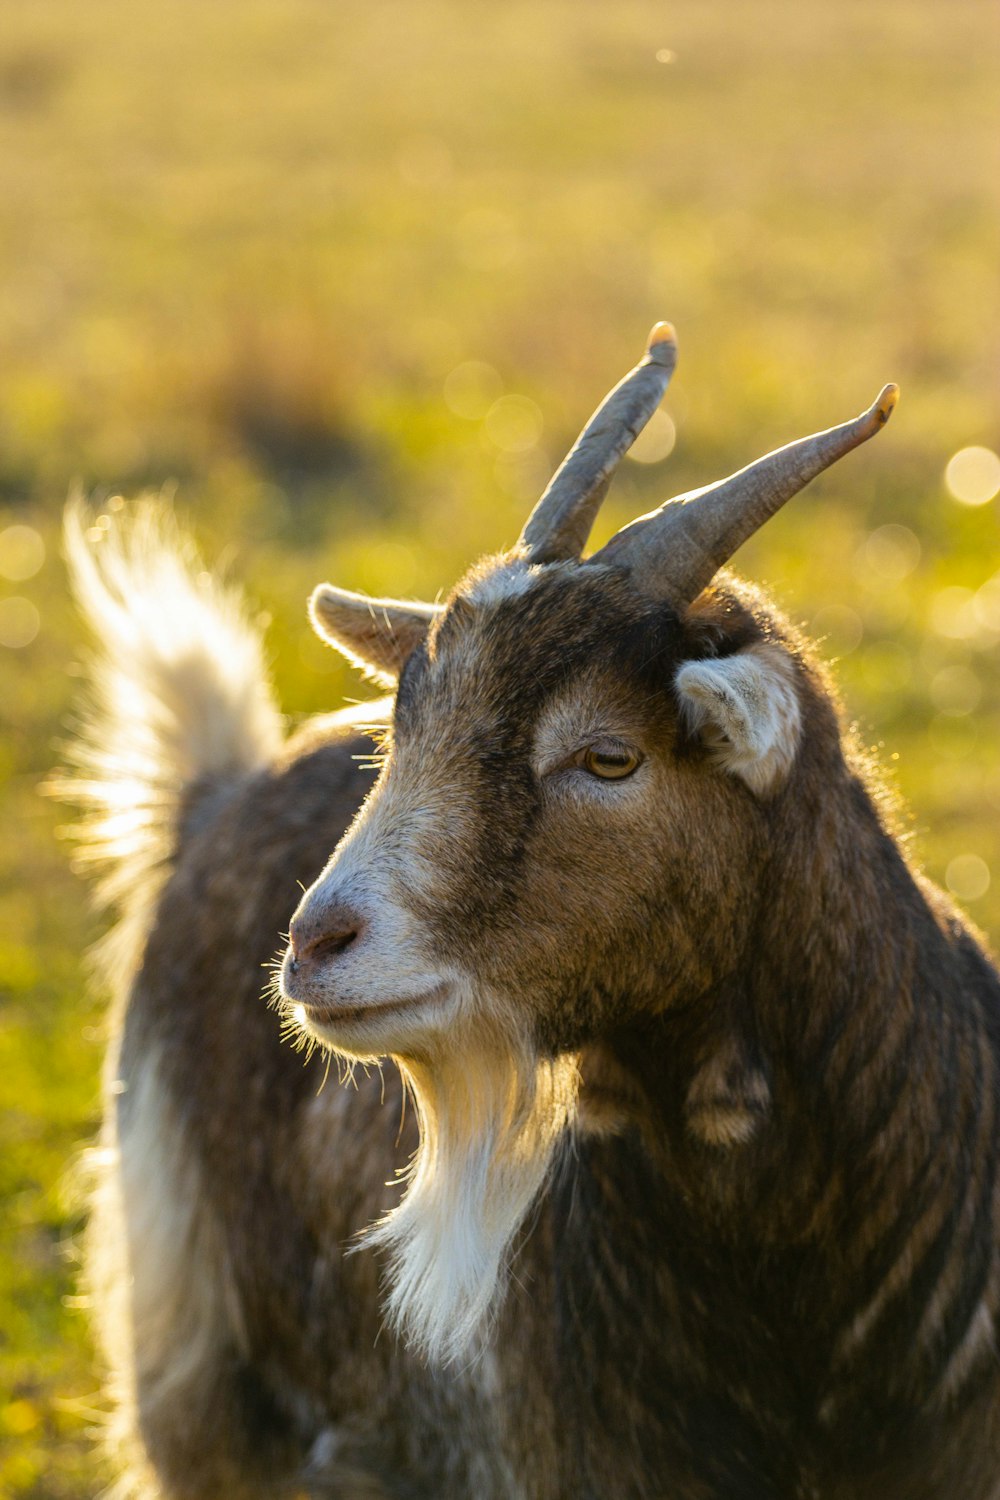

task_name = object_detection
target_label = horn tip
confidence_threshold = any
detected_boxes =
[646,321,678,364]
[873,382,900,427]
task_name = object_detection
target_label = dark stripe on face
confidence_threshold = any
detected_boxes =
[383,568,691,972]
[460,570,682,726]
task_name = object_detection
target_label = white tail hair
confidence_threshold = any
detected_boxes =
[54,500,282,1492]
[53,499,282,985]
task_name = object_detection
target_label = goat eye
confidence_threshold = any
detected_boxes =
[582,745,641,780]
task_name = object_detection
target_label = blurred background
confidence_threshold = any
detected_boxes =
[0,0,998,1491]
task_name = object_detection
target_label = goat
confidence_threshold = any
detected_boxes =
[58,322,1000,1499]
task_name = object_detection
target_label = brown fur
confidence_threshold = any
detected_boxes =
[62,508,1000,1497]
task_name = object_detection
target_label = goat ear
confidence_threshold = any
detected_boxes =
[675,642,802,795]
[309,584,442,685]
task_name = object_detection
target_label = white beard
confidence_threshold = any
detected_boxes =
[361,1024,579,1364]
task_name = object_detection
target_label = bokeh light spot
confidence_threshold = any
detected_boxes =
[928,713,979,759]
[443,361,503,421]
[0,596,40,648]
[483,394,543,454]
[1,1399,40,1436]
[946,854,990,902]
[0,525,45,582]
[626,409,676,465]
[945,446,1000,507]
[973,571,1000,634]
[862,523,920,583]
[930,664,981,717]
[494,450,551,504]
[931,585,978,640]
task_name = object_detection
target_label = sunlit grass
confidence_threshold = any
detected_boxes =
[0,0,997,1491]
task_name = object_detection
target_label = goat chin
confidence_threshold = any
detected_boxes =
[360,1021,580,1365]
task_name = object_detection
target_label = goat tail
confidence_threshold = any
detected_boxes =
[52,497,283,987]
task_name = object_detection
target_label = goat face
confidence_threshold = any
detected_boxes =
[280,321,892,1067]
[281,554,810,1062]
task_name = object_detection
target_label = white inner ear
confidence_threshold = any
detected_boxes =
[675,642,802,795]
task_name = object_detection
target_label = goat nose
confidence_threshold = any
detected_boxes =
[288,906,364,966]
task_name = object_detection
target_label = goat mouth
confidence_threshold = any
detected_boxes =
[293,981,453,1031]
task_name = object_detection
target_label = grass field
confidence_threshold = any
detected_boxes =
[1,1,998,1492]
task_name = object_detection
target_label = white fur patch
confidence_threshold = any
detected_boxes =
[685,1039,771,1147]
[282,786,459,1033]
[54,500,282,988]
[833,1238,917,1366]
[361,1024,579,1365]
[465,561,546,607]
[86,1045,246,1476]
[675,642,802,795]
[831,1256,997,1413]
[938,1300,996,1403]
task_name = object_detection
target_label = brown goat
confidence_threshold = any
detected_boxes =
[59,326,1000,1499]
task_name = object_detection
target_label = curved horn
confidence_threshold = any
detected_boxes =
[590,382,899,603]
[517,322,678,565]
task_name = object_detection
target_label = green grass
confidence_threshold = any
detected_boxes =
[1,1,998,1491]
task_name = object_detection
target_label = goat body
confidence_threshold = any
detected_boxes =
[59,334,1000,1499]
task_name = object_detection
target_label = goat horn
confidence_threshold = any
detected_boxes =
[517,322,678,564]
[590,382,899,603]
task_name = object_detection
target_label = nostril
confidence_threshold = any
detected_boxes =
[309,925,360,963]
[288,909,364,966]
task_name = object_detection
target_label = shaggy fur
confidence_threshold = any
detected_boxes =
[365,1038,579,1362]
[59,501,1000,1499]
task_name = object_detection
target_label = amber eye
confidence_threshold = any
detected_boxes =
[581,744,642,780]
